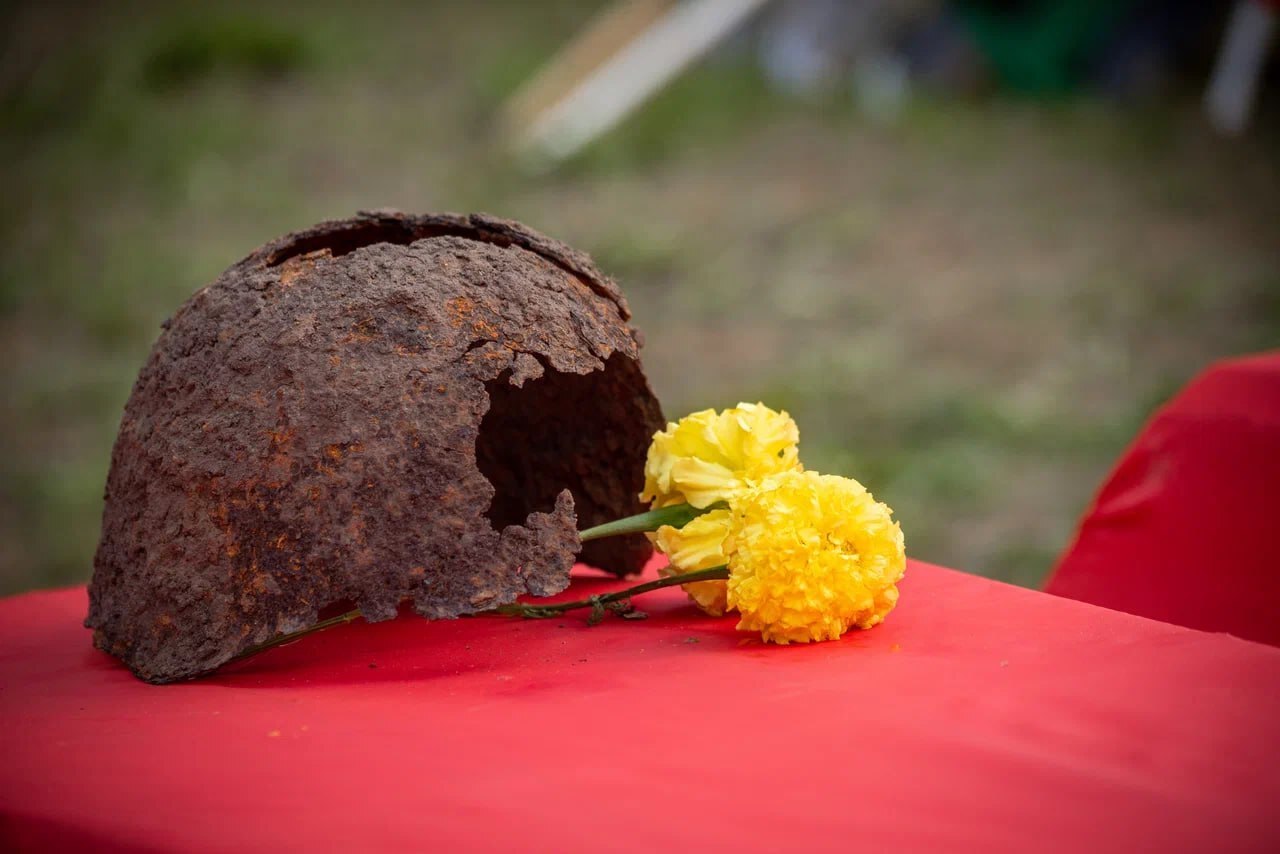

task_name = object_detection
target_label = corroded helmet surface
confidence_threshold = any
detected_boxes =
[88,211,663,682]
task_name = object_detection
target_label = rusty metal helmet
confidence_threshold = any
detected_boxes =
[88,211,664,682]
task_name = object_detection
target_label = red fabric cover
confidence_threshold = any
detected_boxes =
[1045,351,1280,646]
[2,560,1278,852]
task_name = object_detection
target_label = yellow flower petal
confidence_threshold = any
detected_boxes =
[725,470,906,644]
[666,458,742,509]
[654,509,731,616]
[654,509,731,572]
[640,403,801,509]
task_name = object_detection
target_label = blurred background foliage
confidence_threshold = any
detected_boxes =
[2,0,1277,594]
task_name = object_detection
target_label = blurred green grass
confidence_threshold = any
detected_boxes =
[2,1,1277,594]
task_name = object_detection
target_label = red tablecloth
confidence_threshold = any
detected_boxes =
[2,559,1277,852]
[1046,351,1280,646]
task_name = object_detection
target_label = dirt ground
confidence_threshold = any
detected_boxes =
[3,1,1277,593]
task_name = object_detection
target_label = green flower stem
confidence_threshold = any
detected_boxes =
[491,564,729,619]
[578,501,724,542]
[230,608,364,663]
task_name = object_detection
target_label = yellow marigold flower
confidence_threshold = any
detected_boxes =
[641,403,801,510]
[654,509,732,616]
[725,470,905,644]
[641,403,801,615]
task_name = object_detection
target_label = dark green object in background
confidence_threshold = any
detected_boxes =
[958,0,1135,94]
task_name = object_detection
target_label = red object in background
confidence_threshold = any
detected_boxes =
[2,560,1278,852]
[1045,351,1280,647]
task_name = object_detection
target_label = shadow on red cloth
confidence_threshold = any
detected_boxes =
[1045,350,1280,647]
[205,564,758,688]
